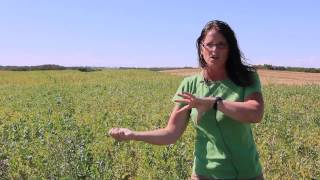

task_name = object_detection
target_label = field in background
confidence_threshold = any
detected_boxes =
[0,70,319,179]
[160,69,320,85]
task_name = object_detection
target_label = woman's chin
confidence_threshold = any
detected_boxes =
[205,62,225,70]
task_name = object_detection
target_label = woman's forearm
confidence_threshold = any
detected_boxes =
[132,128,178,145]
[109,105,189,144]
[175,92,264,123]
[217,100,264,123]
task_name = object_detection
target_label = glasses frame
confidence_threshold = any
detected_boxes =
[201,42,228,50]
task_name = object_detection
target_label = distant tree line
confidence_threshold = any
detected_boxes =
[254,64,320,73]
[118,66,194,71]
[0,64,319,73]
[0,64,102,72]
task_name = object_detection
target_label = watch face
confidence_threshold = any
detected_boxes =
[213,97,223,109]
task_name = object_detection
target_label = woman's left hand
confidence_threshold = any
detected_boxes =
[175,92,214,123]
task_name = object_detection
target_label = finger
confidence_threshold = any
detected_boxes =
[113,131,122,139]
[179,92,193,99]
[109,128,120,136]
[177,105,191,113]
[108,128,116,135]
[177,93,192,99]
[117,131,127,141]
[182,92,195,99]
[109,127,118,133]
[174,99,191,103]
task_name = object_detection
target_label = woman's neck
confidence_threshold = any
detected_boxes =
[203,67,228,81]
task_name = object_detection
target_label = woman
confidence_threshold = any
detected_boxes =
[109,20,264,180]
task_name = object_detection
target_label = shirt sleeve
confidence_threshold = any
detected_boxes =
[172,78,192,108]
[244,72,262,99]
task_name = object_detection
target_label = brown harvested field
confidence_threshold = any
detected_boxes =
[160,69,320,85]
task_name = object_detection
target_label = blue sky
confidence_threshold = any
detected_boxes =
[1,0,319,68]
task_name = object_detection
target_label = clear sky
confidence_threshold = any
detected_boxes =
[1,0,319,68]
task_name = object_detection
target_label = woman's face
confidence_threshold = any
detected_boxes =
[201,30,229,69]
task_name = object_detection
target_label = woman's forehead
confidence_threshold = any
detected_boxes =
[203,30,226,42]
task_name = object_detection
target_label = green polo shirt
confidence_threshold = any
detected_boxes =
[172,72,263,179]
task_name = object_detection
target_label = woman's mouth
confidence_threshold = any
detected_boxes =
[210,56,219,61]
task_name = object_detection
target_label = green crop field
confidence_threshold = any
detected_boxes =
[0,70,319,179]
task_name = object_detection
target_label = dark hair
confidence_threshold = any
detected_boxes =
[196,20,255,87]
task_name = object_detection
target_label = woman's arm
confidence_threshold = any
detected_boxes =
[108,104,190,145]
[175,92,264,124]
[217,92,264,123]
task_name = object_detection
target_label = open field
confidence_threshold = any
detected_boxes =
[0,70,319,179]
[160,69,320,85]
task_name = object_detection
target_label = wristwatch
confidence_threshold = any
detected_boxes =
[213,96,223,110]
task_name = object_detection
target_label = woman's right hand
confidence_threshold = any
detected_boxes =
[175,92,214,123]
[108,128,135,141]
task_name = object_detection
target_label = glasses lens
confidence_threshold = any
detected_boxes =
[202,43,227,50]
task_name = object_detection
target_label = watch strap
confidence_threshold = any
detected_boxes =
[213,96,223,110]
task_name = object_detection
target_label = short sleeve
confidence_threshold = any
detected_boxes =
[172,78,192,108]
[244,72,262,98]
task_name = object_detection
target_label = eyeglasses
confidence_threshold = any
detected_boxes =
[201,42,228,50]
